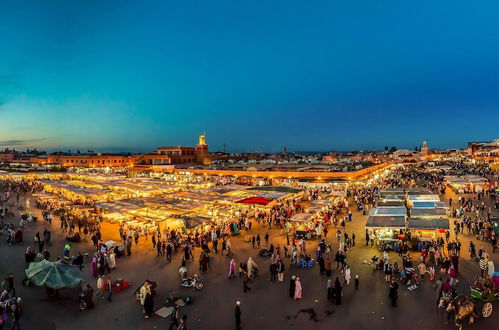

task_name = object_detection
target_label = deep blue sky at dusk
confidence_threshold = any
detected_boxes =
[1,1,498,153]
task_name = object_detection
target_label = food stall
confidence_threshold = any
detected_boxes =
[289,213,317,240]
[407,218,449,241]
[406,194,440,208]
[365,215,407,245]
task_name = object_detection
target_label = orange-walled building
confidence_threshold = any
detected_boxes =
[29,135,211,168]
[0,153,15,162]
[41,154,135,167]
[134,135,211,166]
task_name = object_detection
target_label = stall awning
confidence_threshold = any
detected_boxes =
[290,213,315,222]
[408,218,449,230]
[375,200,405,208]
[406,194,440,202]
[369,207,407,217]
[311,200,331,205]
[246,186,303,194]
[411,201,438,209]
[366,215,406,228]
[410,208,447,217]
[236,197,271,205]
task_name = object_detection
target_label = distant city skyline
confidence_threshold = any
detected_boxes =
[1,1,499,152]
[0,137,491,155]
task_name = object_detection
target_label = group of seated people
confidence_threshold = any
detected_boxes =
[473,277,499,298]
[299,254,314,267]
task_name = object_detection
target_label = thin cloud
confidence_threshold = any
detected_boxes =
[0,138,47,146]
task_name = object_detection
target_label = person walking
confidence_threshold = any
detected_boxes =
[418,262,426,280]
[277,260,285,282]
[11,299,21,330]
[166,242,172,262]
[479,257,488,278]
[235,301,242,330]
[389,279,399,307]
[6,273,15,297]
[294,277,302,300]
[269,262,278,282]
[333,277,342,305]
[177,315,188,330]
[229,259,236,279]
[106,277,113,302]
[289,275,296,299]
[169,304,181,330]
[327,278,334,302]
[343,265,351,285]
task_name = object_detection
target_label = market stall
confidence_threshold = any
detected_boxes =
[407,218,449,241]
[289,213,318,240]
[365,215,407,245]
[406,194,440,208]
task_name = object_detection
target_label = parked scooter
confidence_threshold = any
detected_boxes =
[258,248,272,257]
[181,273,204,291]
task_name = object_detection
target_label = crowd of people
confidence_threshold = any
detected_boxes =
[0,161,498,329]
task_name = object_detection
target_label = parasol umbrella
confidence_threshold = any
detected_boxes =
[25,259,83,289]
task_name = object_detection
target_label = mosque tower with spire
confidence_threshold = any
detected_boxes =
[195,133,211,165]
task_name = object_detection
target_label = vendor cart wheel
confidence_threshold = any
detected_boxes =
[482,302,492,318]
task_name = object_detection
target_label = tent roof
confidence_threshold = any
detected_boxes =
[410,208,447,217]
[246,186,303,194]
[375,201,406,207]
[366,215,406,228]
[408,218,449,230]
[369,207,407,216]
[411,201,438,209]
[290,213,315,222]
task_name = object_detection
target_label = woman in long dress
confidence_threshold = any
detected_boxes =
[334,277,342,305]
[108,251,116,270]
[327,279,333,302]
[91,257,98,278]
[294,277,302,300]
[344,265,351,285]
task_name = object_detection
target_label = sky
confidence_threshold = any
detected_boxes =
[1,0,498,153]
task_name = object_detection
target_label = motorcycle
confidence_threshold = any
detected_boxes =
[181,274,204,291]
[258,248,272,257]
[248,268,259,281]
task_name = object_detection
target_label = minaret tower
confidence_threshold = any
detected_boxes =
[195,133,210,164]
